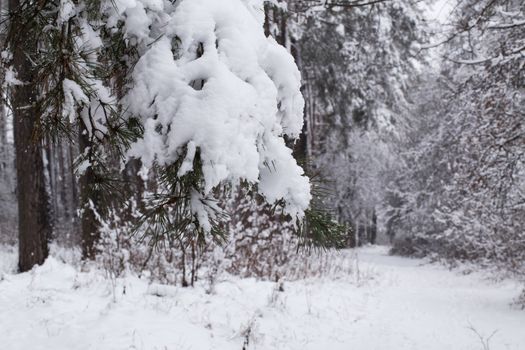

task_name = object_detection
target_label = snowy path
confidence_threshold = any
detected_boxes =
[0,246,523,350]
[344,248,525,350]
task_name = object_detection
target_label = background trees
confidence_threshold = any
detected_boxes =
[286,0,425,245]
[390,0,525,272]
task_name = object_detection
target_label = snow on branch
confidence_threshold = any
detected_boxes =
[487,19,525,30]
[324,0,391,8]
[118,0,310,225]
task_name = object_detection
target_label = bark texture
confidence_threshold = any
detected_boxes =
[10,0,51,271]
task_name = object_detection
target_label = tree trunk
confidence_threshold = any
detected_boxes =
[78,124,101,259]
[370,209,377,245]
[10,0,51,271]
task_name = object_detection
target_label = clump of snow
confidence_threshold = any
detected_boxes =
[119,0,310,224]
[3,66,23,86]
[58,0,76,25]
[62,79,89,124]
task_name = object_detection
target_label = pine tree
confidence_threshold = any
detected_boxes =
[7,0,52,271]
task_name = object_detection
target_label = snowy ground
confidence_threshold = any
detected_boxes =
[0,245,523,350]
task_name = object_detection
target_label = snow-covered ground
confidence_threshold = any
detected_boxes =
[0,245,523,350]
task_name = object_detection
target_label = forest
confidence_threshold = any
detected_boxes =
[0,0,524,349]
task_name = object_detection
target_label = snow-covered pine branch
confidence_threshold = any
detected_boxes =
[111,0,311,229]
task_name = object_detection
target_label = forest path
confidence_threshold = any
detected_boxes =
[348,246,524,350]
[0,245,523,350]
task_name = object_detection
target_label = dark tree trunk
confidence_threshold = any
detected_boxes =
[370,209,377,245]
[78,124,100,259]
[10,0,51,271]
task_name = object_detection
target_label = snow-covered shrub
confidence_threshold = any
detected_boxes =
[390,236,432,258]
[94,187,351,286]
[222,187,353,281]
[96,211,200,286]
[223,188,298,280]
[95,208,139,279]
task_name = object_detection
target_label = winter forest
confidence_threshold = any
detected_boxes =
[0,0,524,348]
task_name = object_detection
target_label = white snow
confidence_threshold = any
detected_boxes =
[58,0,76,25]
[1,246,523,350]
[63,78,89,124]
